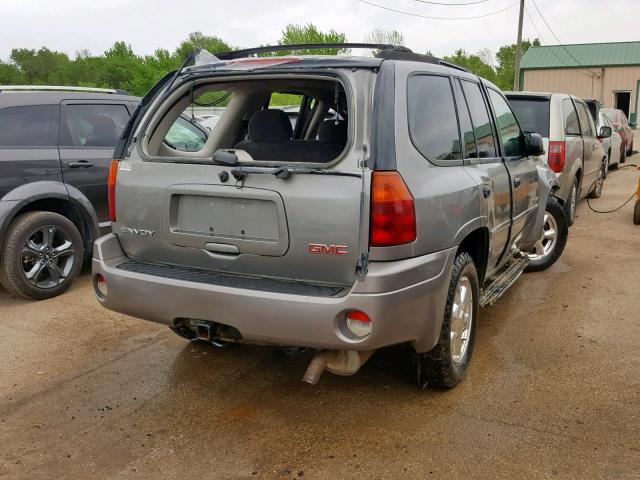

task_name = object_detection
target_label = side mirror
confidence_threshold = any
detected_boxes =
[525,132,545,157]
[598,125,612,139]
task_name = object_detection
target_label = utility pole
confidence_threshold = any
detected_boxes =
[513,0,525,91]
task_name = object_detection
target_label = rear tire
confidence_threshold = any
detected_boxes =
[627,140,634,156]
[525,197,568,273]
[415,251,479,389]
[634,201,640,225]
[620,144,627,163]
[0,212,83,300]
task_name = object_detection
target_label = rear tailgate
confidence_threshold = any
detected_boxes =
[114,160,369,287]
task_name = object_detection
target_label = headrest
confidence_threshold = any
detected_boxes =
[248,109,293,142]
[318,120,347,145]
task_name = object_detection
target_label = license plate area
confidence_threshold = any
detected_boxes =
[164,185,289,256]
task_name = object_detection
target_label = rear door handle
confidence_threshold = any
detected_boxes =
[592,142,599,151]
[67,161,94,168]
[513,177,521,188]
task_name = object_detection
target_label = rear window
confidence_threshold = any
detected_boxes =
[149,78,350,165]
[507,97,550,138]
[0,105,59,147]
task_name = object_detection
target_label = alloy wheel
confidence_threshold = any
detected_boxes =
[569,184,577,222]
[450,276,473,365]
[21,225,76,289]
[529,212,558,261]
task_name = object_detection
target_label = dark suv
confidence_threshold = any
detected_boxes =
[0,86,142,299]
[0,86,210,300]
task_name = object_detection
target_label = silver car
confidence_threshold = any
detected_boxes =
[507,92,610,229]
[93,45,562,389]
[597,112,622,173]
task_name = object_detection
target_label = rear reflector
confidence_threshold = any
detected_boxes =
[346,310,372,338]
[547,141,566,173]
[95,273,108,297]
[107,160,118,222]
[370,171,417,247]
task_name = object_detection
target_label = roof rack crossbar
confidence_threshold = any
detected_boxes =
[0,85,128,94]
[214,43,412,60]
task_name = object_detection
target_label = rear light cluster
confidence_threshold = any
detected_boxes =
[107,159,118,222]
[547,141,566,173]
[369,171,417,247]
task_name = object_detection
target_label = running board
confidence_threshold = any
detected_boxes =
[479,255,529,307]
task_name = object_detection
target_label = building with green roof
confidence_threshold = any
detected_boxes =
[520,41,640,126]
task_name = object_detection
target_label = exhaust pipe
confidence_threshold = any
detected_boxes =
[301,349,376,385]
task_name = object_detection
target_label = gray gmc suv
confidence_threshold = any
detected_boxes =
[93,45,564,389]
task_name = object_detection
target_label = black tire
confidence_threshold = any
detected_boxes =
[0,211,84,300]
[564,178,578,226]
[627,140,634,156]
[634,201,640,225]
[525,197,568,273]
[415,251,479,389]
[620,143,627,163]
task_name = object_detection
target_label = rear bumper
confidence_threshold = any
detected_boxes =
[92,234,456,352]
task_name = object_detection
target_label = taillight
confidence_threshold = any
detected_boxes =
[547,141,565,173]
[107,160,118,222]
[370,171,416,247]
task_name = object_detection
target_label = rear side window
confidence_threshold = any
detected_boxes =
[508,97,550,137]
[0,105,59,147]
[562,99,580,135]
[575,102,595,137]
[460,80,497,158]
[452,80,477,159]
[407,75,461,162]
[60,104,129,147]
[488,89,525,157]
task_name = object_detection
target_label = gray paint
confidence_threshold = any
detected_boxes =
[94,58,556,353]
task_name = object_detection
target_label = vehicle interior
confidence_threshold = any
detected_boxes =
[144,76,349,165]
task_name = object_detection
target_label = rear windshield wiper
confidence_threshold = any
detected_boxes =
[227,165,361,181]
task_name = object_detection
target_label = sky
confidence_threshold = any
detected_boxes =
[0,0,637,62]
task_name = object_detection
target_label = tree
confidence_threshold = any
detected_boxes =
[495,38,540,90]
[175,32,232,61]
[10,47,70,83]
[364,28,405,47]
[0,61,25,84]
[443,49,497,83]
[276,24,347,55]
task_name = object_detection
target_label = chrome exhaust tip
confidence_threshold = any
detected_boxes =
[195,323,213,341]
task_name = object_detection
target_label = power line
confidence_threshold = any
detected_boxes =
[409,0,494,5]
[529,0,599,76]
[523,6,593,78]
[357,0,519,20]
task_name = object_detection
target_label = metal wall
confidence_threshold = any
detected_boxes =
[522,66,640,118]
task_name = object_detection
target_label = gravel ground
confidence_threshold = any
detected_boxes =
[1,155,639,479]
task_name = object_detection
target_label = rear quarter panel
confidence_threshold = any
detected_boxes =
[370,62,482,262]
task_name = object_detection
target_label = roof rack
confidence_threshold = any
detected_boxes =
[0,85,129,95]
[213,43,468,72]
[214,43,412,60]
